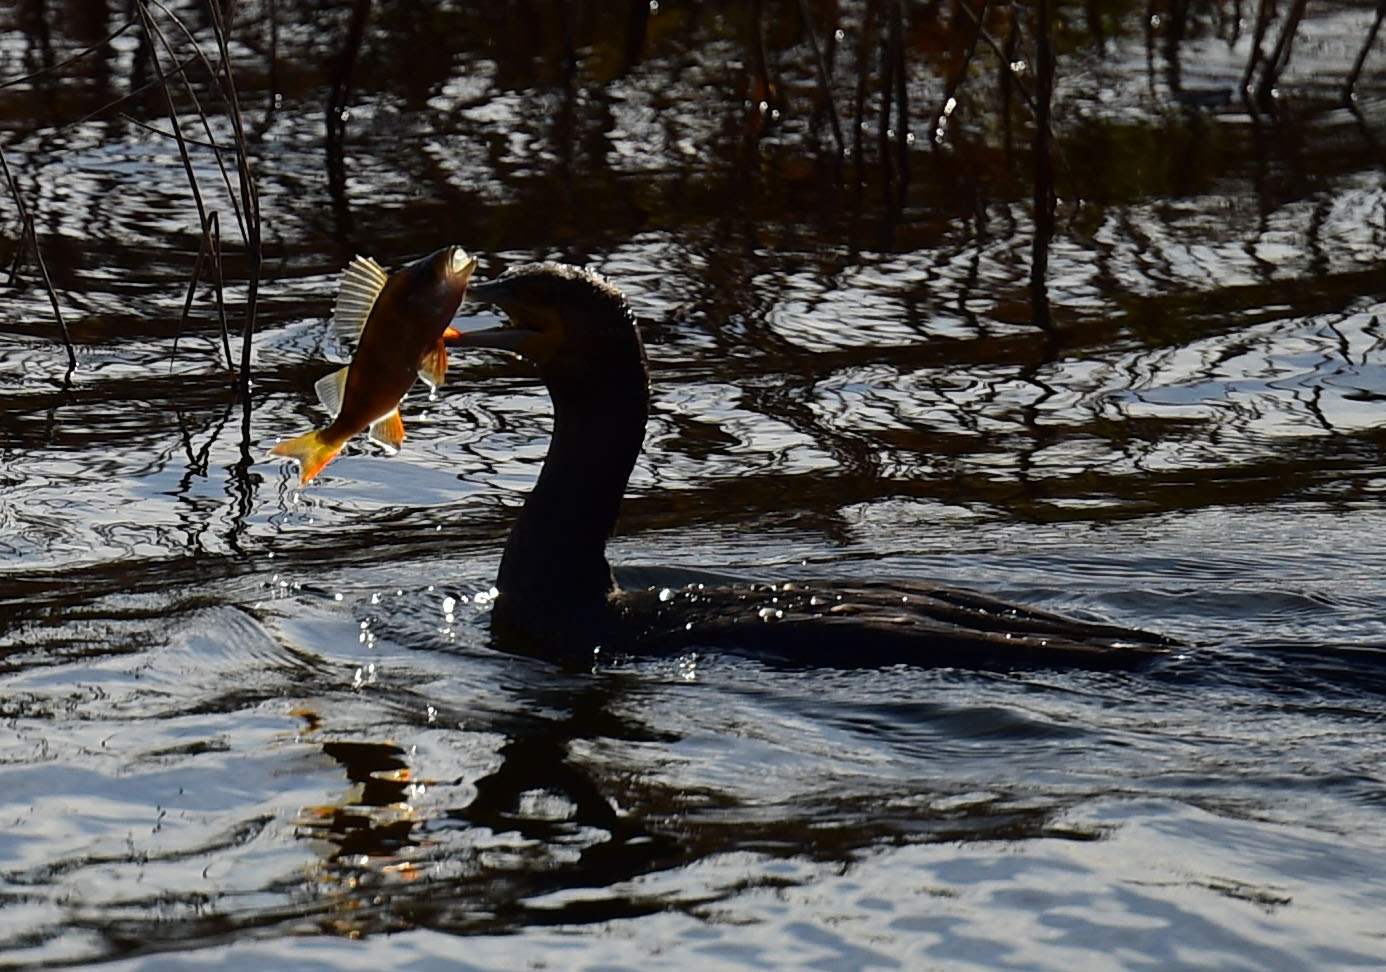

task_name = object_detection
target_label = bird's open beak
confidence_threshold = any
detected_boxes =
[443,276,533,352]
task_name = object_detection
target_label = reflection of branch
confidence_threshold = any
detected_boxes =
[0,145,75,373]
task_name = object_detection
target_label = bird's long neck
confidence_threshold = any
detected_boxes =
[495,378,648,636]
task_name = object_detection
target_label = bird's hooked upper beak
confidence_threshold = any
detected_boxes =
[444,275,556,358]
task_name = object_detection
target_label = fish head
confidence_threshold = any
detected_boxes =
[395,245,478,330]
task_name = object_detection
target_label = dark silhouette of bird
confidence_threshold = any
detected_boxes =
[448,263,1175,669]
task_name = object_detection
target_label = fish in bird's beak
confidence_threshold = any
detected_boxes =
[269,245,476,485]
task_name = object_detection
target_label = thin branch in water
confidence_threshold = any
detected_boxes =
[889,0,908,198]
[64,50,200,129]
[0,18,137,91]
[1343,0,1386,105]
[1254,0,1308,109]
[118,112,231,152]
[203,0,262,398]
[136,2,212,244]
[172,210,234,376]
[0,145,76,372]
[143,0,248,242]
[327,0,371,245]
[852,0,879,182]
[952,0,1039,119]
[795,0,844,158]
[933,0,989,150]
[877,3,895,191]
[1239,0,1272,109]
[1030,0,1056,334]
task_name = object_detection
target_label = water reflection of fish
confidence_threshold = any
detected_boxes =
[271,246,477,485]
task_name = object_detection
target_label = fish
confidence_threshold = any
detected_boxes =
[270,245,477,485]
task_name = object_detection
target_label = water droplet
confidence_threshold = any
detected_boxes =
[333,592,343,601]
[442,595,457,614]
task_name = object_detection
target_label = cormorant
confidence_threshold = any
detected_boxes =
[448,263,1175,669]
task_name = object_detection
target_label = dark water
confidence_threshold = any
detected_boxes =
[4,2,1386,968]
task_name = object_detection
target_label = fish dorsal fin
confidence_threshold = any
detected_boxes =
[332,255,390,344]
[369,409,405,454]
[417,338,448,390]
[314,365,350,418]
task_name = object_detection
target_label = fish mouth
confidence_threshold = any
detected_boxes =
[447,246,478,280]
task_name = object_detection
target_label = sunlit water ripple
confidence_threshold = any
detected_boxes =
[3,1,1386,969]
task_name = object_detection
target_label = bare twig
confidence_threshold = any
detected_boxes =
[796,0,844,157]
[852,0,879,181]
[0,19,137,91]
[327,0,372,244]
[144,0,248,241]
[1343,0,1386,104]
[1031,0,1056,333]
[118,112,232,152]
[0,145,76,372]
[1240,0,1273,109]
[1255,0,1309,109]
[203,0,263,397]
[933,0,990,150]
[172,210,234,376]
[889,0,908,195]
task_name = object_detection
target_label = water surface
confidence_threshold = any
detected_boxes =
[3,2,1386,969]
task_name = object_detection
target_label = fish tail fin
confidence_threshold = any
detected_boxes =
[269,429,343,486]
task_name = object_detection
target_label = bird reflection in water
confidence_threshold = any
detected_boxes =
[285,672,1104,939]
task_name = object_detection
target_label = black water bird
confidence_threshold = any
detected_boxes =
[449,263,1175,669]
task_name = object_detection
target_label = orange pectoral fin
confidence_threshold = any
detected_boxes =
[418,339,448,390]
[270,429,343,486]
[368,409,405,453]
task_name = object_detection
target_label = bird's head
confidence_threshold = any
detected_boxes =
[450,262,647,398]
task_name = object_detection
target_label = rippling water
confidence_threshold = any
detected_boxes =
[3,2,1386,969]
